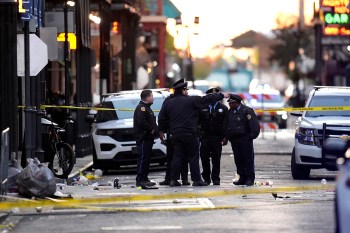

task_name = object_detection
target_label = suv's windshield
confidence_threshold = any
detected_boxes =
[306,95,350,117]
[96,96,165,122]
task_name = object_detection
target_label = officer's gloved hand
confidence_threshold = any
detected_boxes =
[159,131,166,142]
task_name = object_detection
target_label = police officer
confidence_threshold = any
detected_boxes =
[159,93,189,186]
[224,94,260,186]
[198,88,228,185]
[133,90,158,187]
[158,79,229,186]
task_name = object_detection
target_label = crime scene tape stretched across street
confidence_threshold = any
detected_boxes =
[17,105,350,113]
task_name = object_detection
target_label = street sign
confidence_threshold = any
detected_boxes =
[20,0,32,21]
[17,34,48,76]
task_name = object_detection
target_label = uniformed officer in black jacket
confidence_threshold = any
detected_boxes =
[223,94,260,186]
[133,90,158,187]
[158,79,230,187]
[158,94,189,186]
[198,88,228,185]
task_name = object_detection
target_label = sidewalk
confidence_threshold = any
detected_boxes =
[68,129,295,182]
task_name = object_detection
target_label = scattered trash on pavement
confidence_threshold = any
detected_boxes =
[272,192,291,200]
[94,169,103,178]
[254,180,274,186]
[7,159,22,193]
[17,158,56,198]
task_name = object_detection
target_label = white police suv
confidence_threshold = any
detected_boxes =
[90,89,170,171]
[291,86,350,179]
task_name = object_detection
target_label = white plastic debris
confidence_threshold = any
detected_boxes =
[94,169,103,178]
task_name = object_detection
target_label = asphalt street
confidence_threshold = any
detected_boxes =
[0,128,338,232]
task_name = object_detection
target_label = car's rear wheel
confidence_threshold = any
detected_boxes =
[291,148,311,179]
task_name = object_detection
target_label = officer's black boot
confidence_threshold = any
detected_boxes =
[233,176,246,185]
[159,179,170,185]
[170,180,181,186]
[245,177,254,186]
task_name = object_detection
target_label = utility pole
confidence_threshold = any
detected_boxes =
[64,1,74,146]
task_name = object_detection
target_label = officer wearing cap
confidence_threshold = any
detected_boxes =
[133,90,158,187]
[198,88,228,185]
[223,93,260,186]
[158,93,189,186]
[158,79,230,187]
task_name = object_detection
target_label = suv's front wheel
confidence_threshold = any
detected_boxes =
[291,148,311,179]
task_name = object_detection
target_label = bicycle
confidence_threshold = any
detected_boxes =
[43,115,75,179]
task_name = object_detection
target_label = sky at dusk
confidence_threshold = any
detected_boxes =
[170,0,315,58]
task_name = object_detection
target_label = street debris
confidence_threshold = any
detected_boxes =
[272,192,291,200]
[94,169,103,178]
[72,172,89,185]
[17,158,56,198]
[254,180,274,186]
[7,159,21,193]
[53,191,72,199]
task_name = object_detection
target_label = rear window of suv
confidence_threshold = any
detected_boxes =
[96,96,165,122]
[305,95,350,117]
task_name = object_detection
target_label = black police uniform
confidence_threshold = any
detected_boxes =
[224,95,260,186]
[198,91,228,185]
[158,80,225,186]
[158,94,189,185]
[133,100,158,186]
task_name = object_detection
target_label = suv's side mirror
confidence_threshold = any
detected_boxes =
[290,112,302,117]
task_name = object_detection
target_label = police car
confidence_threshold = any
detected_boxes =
[291,86,350,179]
[246,89,288,129]
[90,89,170,171]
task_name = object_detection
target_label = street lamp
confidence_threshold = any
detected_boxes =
[64,0,75,145]
[175,16,199,84]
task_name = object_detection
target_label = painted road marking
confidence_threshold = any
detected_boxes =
[101,225,183,231]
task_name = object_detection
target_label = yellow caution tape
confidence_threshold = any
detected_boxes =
[254,106,350,113]
[16,105,350,113]
[0,184,334,211]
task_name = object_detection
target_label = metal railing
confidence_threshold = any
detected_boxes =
[0,128,9,195]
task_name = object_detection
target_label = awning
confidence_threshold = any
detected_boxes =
[163,0,181,19]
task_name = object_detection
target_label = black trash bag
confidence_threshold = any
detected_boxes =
[17,158,56,198]
[7,159,22,193]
